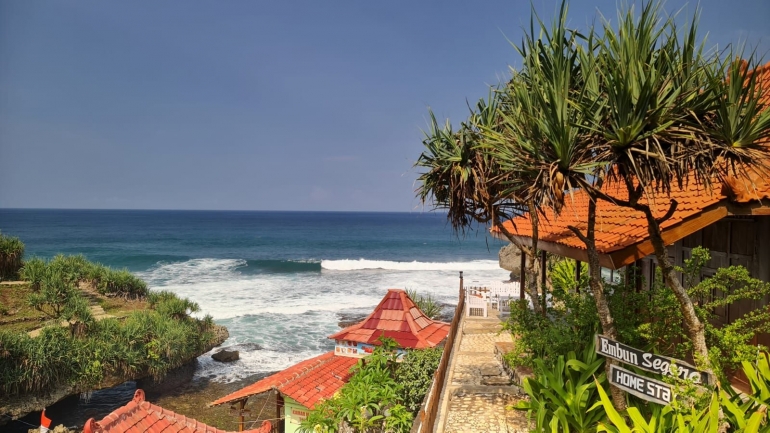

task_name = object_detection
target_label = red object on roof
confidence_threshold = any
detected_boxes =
[492,61,770,269]
[328,289,450,349]
[82,389,271,433]
[209,351,358,409]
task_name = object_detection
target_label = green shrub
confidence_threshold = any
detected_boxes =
[0,232,24,281]
[19,254,149,299]
[640,247,770,381]
[101,269,148,299]
[406,289,442,320]
[396,346,442,413]
[19,257,47,291]
[591,352,770,432]
[512,342,607,432]
[300,338,413,433]
[0,305,217,395]
[28,270,80,319]
[504,267,646,370]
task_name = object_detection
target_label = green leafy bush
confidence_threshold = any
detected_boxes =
[406,289,442,320]
[0,232,24,281]
[19,254,148,299]
[503,264,645,370]
[19,258,47,291]
[396,346,442,413]
[300,338,413,433]
[513,342,608,432]
[591,352,770,432]
[0,305,217,395]
[639,247,770,381]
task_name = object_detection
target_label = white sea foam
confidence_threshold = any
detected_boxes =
[320,259,501,271]
[140,257,509,382]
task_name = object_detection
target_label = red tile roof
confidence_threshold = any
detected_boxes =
[327,289,450,349]
[83,389,271,433]
[492,61,770,269]
[209,351,358,409]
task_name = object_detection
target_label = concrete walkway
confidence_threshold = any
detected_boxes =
[435,309,531,433]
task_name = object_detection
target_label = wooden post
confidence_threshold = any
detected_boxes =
[540,250,547,316]
[238,399,245,432]
[519,252,526,300]
[575,260,582,293]
[459,271,464,295]
[277,392,285,433]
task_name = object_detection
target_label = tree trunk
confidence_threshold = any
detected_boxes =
[638,204,712,372]
[572,193,626,412]
[526,201,543,316]
[493,207,542,315]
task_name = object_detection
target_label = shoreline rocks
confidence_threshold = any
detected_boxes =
[211,349,239,363]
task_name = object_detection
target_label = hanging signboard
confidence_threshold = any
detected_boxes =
[595,334,711,385]
[609,365,673,405]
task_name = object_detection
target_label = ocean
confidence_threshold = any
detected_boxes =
[0,209,509,383]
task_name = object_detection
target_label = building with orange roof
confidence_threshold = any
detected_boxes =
[209,289,449,433]
[329,288,450,354]
[492,60,770,387]
[82,389,271,433]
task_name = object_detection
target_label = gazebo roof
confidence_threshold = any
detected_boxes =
[209,351,358,409]
[84,389,271,433]
[328,289,450,349]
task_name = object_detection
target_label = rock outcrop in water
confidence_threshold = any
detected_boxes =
[211,349,239,362]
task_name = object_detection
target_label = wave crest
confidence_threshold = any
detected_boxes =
[320,259,500,271]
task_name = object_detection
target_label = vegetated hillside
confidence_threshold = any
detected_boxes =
[0,252,228,424]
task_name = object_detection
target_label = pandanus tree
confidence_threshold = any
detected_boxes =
[416,94,543,315]
[479,5,631,409]
[580,2,770,374]
[417,0,770,409]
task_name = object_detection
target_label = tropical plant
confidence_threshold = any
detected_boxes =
[19,257,47,291]
[0,232,24,281]
[300,338,413,433]
[395,346,442,413]
[405,289,442,320]
[638,247,770,383]
[590,351,770,432]
[592,380,724,433]
[28,269,80,319]
[512,342,608,432]
[416,0,770,405]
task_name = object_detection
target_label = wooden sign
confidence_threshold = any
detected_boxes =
[595,335,711,385]
[610,365,673,405]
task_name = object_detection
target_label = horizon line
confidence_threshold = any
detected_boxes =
[0,207,447,214]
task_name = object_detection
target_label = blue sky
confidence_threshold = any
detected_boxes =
[1,1,768,211]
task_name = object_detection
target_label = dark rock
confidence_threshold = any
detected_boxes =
[211,349,239,363]
[499,244,522,275]
[337,313,368,328]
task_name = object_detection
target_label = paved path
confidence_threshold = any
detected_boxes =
[435,309,531,433]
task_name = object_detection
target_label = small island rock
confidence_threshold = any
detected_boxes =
[211,349,239,362]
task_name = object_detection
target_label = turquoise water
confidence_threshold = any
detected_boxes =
[0,209,509,380]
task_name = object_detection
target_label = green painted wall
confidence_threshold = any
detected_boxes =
[283,396,310,433]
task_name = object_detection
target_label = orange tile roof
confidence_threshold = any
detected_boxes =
[209,351,358,409]
[83,389,271,433]
[492,61,770,268]
[327,289,450,349]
